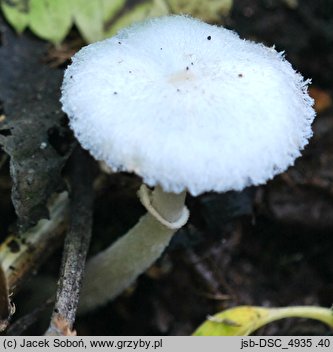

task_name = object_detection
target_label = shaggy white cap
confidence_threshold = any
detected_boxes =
[61,15,315,196]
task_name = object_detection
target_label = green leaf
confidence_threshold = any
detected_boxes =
[71,0,104,43]
[193,306,333,336]
[1,0,29,33]
[69,0,127,43]
[101,0,126,22]
[29,0,72,44]
[103,0,169,38]
[0,0,233,45]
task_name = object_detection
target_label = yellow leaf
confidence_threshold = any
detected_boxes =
[167,0,233,22]
[193,306,333,336]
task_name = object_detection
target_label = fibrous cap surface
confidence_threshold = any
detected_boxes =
[61,15,315,195]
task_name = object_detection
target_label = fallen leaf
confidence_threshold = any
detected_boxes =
[193,306,333,336]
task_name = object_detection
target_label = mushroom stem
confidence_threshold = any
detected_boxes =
[78,185,188,313]
[152,185,187,222]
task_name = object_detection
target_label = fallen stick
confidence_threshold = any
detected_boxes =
[45,148,94,336]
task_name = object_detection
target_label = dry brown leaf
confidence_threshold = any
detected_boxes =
[309,87,332,113]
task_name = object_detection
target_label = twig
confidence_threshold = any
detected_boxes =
[185,249,222,294]
[0,191,69,333]
[0,265,14,332]
[0,192,69,294]
[6,298,54,336]
[45,148,94,336]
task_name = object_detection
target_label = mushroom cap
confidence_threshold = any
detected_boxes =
[61,15,315,196]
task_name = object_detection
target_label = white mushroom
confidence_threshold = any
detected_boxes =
[61,15,315,313]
